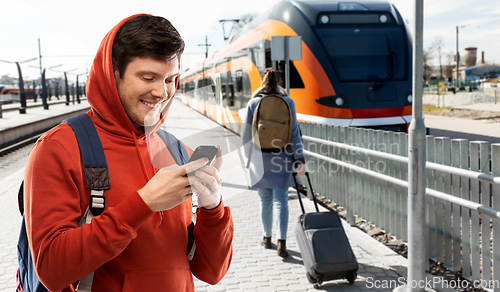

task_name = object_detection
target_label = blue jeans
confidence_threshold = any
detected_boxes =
[258,187,289,240]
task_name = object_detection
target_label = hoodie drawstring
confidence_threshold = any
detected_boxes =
[132,132,164,226]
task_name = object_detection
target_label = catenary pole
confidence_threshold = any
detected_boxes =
[198,36,211,59]
[407,0,427,291]
[456,26,459,89]
[15,62,27,114]
[38,38,42,76]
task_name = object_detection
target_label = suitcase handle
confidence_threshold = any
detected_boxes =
[292,172,320,214]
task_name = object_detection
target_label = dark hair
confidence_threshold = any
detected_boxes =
[112,15,185,78]
[261,68,280,93]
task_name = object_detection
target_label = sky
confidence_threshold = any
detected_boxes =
[0,0,499,83]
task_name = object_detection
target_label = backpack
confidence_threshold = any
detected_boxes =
[251,93,293,149]
[16,113,189,292]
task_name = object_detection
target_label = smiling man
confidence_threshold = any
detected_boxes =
[23,14,233,292]
[114,56,180,132]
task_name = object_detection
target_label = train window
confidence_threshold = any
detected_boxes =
[235,71,243,93]
[264,49,304,89]
[222,84,226,100]
[183,81,195,95]
[277,61,305,89]
[314,25,407,82]
[265,49,273,69]
[206,78,215,99]
[228,84,235,107]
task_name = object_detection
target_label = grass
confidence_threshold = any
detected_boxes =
[422,103,449,113]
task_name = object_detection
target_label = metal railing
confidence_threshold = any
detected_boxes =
[299,121,500,290]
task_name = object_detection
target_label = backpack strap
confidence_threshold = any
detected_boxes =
[63,113,109,292]
[156,129,189,166]
[156,129,197,261]
[64,114,110,218]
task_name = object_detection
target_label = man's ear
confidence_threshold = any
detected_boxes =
[112,58,119,79]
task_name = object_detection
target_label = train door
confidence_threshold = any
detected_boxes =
[215,74,221,104]
[225,57,235,109]
[265,49,304,90]
[235,70,244,108]
[196,78,206,115]
[214,74,223,124]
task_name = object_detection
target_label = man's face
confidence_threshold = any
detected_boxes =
[114,56,179,132]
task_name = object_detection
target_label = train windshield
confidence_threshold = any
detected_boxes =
[314,25,408,82]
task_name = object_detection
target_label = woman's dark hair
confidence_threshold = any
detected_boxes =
[261,68,281,93]
[112,15,185,77]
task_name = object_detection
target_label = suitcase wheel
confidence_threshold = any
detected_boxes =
[313,279,323,289]
[346,272,357,284]
[306,272,317,284]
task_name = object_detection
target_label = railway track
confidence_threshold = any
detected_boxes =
[0,134,41,157]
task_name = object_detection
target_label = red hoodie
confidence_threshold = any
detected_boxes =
[24,14,233,292]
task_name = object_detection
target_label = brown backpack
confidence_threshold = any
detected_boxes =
[251,93,293,149]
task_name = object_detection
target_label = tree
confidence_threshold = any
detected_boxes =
[443,52,454,81]
[237,13,258,28]
[423,48,433,81]
[221,13,258,41]
[431,36,445,80]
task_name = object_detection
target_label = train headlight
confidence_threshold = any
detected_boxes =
[380,15,388,23]
[315,95,348,108]
[321,15,329,24]
[407,94,412,103]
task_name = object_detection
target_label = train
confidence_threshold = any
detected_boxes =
[0,85,19,95]
[0,85,40,97]
[179,0,413,133]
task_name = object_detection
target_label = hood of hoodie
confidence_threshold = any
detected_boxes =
[86,13,174,138]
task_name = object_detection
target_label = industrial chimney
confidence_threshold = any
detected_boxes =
[464,47,477,68]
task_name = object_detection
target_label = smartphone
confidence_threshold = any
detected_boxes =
[186,145,218,176]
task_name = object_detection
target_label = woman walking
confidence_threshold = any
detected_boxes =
[241,68,305,257]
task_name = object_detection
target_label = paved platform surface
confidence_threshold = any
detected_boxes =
[0,97,470,291]
[425,102,500,142]
[0,97,90,148]
[0,99,90,133]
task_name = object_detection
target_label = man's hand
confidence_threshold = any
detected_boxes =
[138,157,209,212]
[192,146,223,210]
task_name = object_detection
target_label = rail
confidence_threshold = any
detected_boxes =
[0,134,41,157]
[298,121,500,290]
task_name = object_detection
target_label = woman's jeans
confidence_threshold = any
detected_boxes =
[258,187,289,240]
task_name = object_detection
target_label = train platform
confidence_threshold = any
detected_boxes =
[0,96,82,112]
[0,98,90,147]
[0,97,460,292]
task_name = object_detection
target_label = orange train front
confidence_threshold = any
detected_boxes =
[179,1,413,134]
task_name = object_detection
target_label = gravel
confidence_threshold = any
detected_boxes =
[423,92,495,107]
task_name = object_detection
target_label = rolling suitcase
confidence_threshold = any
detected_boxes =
[293,172,358,287]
